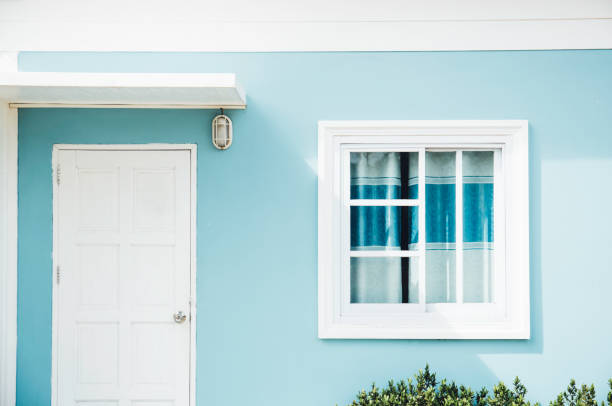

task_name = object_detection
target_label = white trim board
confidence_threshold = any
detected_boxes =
[0,53,18,73]
[51,144,198,406]
[1,18,612,51]
[0,72,247,109]
[0,105,17,406]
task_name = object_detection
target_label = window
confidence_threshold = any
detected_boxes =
[318,121,529,339]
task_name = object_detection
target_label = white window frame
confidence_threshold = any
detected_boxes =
[318,120,529,339]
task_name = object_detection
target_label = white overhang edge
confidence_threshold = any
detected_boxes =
[1,19,612,52]
[0,72,247,109]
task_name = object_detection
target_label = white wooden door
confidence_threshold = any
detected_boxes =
[55,148,193,406]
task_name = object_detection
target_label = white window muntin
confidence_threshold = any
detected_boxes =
[319,121,529,339]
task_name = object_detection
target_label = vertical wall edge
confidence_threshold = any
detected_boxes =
[0,103,18,406]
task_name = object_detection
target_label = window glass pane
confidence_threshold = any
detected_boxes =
[463,151,494,303]
[425,151,456,303]
[350,257,419,303]
[404,257,419,304]
[406,152,419,199]
[350,206,418,251]
[350,152,418,199]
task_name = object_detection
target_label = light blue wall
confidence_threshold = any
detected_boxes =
[16,51,612,406]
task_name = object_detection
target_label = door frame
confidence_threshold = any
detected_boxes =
[51,144,198,406]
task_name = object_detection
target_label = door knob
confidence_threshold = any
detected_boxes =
[173,311,187,323]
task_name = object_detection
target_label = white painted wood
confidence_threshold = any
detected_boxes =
[3,0,612,23]
[339,147,352,323]
[0,53,18,73]
[418,147,427,311]
[0,19,611,51]
[10,103,246,109]
[0,72,246,109]
[349,199,419,206]
[54,144,198,151]
[188,146,197,406]
[349,250,420,258]
[455,151,464,305]
[492,149,505,305]
[0,104,17,406]
[53,146,195,406]
[0,0,611,51]
[318,120,529,339]
[418,148,426,309]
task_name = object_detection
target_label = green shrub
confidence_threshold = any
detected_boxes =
[342,365,612,406]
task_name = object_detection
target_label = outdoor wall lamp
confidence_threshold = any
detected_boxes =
[211,109,233,150]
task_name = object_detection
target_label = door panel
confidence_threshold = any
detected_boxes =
[56,149,192,406]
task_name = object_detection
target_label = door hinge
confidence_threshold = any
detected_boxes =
[56,265,60,284]
[55,164,61,186]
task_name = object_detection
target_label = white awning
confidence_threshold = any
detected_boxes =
[0,72,246,109]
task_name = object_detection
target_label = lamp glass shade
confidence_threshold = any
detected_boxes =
[212,114,232,150]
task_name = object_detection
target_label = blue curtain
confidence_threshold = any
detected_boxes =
[350,152,402,303]
[462,151,494,303]
[350,151,494,304]
[423,151,494,303]
[425,152,456,303]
